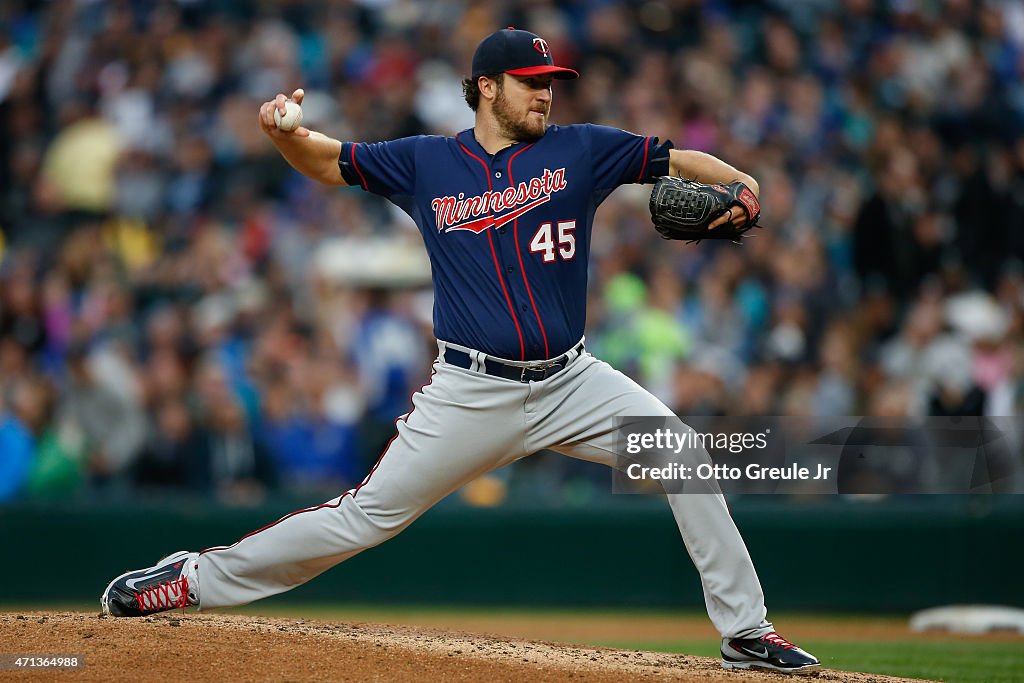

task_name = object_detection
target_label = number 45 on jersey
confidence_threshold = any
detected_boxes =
[530,220,576,263]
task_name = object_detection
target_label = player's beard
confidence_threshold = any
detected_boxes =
[493,89,547,142]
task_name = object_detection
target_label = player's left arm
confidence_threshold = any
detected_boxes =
[668,149,758,194]
[667,149,759,229]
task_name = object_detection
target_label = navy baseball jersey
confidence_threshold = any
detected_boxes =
[338,125,672,361]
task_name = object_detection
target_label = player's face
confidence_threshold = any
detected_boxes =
[493,74,553,142]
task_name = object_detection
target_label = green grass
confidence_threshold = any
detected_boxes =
[583,638,1024,683]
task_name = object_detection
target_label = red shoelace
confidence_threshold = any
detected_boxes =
[761,632,796,650]
[134,576,190,614]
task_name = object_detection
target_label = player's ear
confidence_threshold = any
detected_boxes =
[478,74,501,103]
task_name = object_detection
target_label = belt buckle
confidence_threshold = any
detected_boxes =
[520,359,562,382]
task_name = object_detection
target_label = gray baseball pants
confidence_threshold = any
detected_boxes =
[197,342,771,639]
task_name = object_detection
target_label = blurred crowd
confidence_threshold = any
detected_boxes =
[1,0,1023,505]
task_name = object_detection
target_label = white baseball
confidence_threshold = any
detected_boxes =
[274,100,303,132]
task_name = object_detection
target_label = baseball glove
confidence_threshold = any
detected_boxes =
[648,176,761,243]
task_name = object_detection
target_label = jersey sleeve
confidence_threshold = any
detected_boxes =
[338,137,419,202]
[583,124,674,199]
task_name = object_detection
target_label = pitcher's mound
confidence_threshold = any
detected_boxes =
[0,612,924,682]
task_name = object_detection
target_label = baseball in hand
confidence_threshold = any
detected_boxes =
[274,101,303,132]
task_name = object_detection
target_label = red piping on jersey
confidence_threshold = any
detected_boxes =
[636,136,651,183]
[200,362,439,557]
[507,143,550,359]
[457,140,526,360]
[350,143,369,191]
[484,230,524,359]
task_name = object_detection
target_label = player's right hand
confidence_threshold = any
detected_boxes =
[258,88,310,139]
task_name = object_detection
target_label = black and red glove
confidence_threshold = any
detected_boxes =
[648,176,761,243]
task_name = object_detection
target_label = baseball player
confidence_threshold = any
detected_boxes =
[101,28,820,675]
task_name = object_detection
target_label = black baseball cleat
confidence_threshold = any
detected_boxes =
[100,551,200,617]
[721,631,821,674]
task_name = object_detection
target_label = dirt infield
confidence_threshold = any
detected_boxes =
[0,612,931,682]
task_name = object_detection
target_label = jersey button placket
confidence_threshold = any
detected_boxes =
[491,161,527,348]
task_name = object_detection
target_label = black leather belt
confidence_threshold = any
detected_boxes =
[443,342,584,383]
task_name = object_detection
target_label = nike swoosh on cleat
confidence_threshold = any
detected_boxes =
[734,644,769,659]
[125,571,173,590]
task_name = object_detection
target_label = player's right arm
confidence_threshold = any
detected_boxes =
[258,89,348,187]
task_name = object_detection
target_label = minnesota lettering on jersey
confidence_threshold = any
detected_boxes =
[432,168,567,234]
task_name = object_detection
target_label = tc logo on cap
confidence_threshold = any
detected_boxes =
[532,38,549,55]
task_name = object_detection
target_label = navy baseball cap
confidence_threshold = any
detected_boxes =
[471,28,579,80]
